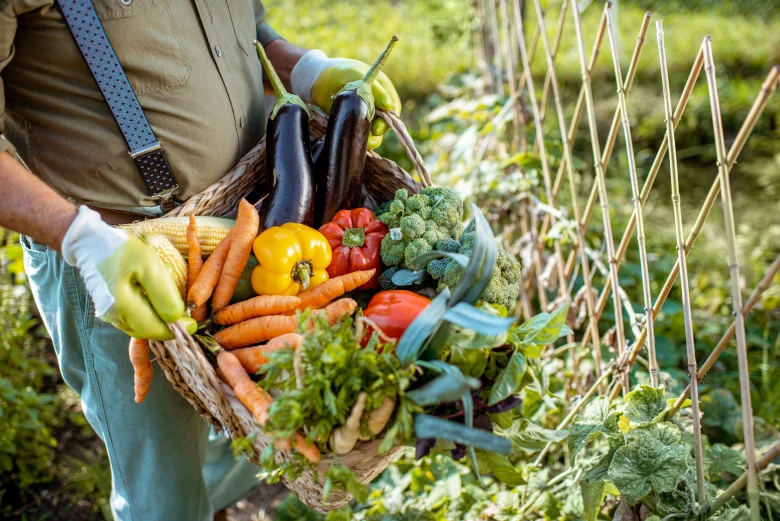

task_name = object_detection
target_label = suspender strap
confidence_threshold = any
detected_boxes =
[56,0,179,202]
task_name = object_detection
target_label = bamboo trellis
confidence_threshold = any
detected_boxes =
[474,0,780,518]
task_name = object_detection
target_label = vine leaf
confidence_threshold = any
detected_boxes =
[623,385,670,425]
[495,418,569,451]
[568,397,620,456]
[510,303,571,358]
[607,423,689,505]
[707,443,746,478]
[581,481,607,521]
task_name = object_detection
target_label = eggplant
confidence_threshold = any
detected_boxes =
[314,36,398,226]
[251,40,315,228]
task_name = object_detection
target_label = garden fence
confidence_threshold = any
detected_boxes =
[472,0,780,518]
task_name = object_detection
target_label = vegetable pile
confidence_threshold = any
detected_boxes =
[125,36,575,505]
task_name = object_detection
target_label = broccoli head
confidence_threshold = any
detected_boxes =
[435,238,461,253]
[377,186,466,270]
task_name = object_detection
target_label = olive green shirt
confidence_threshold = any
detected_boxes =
[0,0,281,210]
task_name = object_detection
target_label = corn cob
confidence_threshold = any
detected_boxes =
[141,233,188,298]
[121,217,233,257]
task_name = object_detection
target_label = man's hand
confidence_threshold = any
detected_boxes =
[310,60,401,149]
[62,207,196,340]
[290,50,402,150]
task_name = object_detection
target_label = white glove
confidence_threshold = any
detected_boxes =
[290,49,346,105]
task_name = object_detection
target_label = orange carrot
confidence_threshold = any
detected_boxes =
[216,348,273,426]
[188,229,234,308]
[215,295,301,326]
[288,270,376,313]
[211,346,318,461]
[211,200,260,313]
[187,216,208,322]
[214,298,358,350]
[129,337,153,403]
[232,333,304,374]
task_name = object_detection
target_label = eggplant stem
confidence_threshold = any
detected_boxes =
[337,36,399,121]
[253,40,311,120]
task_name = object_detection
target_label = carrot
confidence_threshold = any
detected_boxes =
[208,342,318,462]
[288,269,376,313]
[187,216,208,322]
[211,199,260,313]
[216,348,273,426]
[214,298,358,350]
[215,295,301,326]
[232,333,303,374]
[129,337,153,403]
[188,229,234,308]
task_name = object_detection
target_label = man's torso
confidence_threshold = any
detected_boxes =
[2,0,273,209]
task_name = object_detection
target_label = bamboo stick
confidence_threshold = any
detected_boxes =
[526,0,604,391]
[499,0,525,148]
[576,47,704,352]
[709,441,780,516]
[656,20,705,504]
[570,1,628,394]
[702,37,758,520]
[538,0,569,124]
[605,5,658,387]
[487,0,506,98]
[669,254,780,418]
[610,65,779,397]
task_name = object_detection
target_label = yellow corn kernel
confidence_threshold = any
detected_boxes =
[141,233,188,299]
[121,216,233,257]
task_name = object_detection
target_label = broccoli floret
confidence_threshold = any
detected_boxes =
[400,214,426,241]
[426,258,450,280]
[380,235,406,267]
[422,220,447,246]
[394,188,409,202]
[404,238,432,269]
[435,238,461,253]
[421,186,463,216]
[374,199,393,218]
[405,193,428,213]
[450,221,465,241]
[431,205,460,228]
[442,261,464,287]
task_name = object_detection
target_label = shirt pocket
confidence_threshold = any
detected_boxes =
[91,0,192,95]
[225,0,258,57]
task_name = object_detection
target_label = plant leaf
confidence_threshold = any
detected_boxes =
[581,481,606,521]
[407,366,481,407]
[606,423,689,504]
[391,269,426,286]
[568,397,620,456]
[495,418,568,451]
[623,385,670,425]
[708,443,746,477]
[414,414,511,454]
[511,302,570,349]
[488,352,527,406]
[443,302,515,336]
[485,452,526,486]
[396,287,450,366]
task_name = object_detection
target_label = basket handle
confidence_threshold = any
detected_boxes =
[377,110,432,188]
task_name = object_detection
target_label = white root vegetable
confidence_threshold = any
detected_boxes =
[329,392,367,454]
[358,395,396,441]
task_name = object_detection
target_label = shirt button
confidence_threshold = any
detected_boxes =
[120,0,131,5]
[239,117,245,128]
[215,46,222,57]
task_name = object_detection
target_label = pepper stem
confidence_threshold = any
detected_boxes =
[337,36,399,121]
[197,334,223,355]
[342,227,366,248]
[253,40,311,120]
[291,260,313,291]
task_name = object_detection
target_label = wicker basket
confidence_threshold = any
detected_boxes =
[149,111,429,512]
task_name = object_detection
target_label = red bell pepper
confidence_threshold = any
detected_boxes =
[363,290,431,344]
[319,208,388,289]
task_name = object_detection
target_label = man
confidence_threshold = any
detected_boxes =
[0,0,401,519]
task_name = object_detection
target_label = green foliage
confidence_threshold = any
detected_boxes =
[0,236,60,512]
[60,452,112,521]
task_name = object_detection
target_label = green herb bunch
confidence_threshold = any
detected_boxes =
[259,310,417,452]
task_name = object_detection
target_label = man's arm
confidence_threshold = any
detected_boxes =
[0,152,77,253]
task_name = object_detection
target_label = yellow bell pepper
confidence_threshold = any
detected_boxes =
[251,223,332,296]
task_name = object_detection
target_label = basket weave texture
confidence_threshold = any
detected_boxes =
[150,111,428,512]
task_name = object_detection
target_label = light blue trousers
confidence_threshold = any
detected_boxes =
[21,235,262,521]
